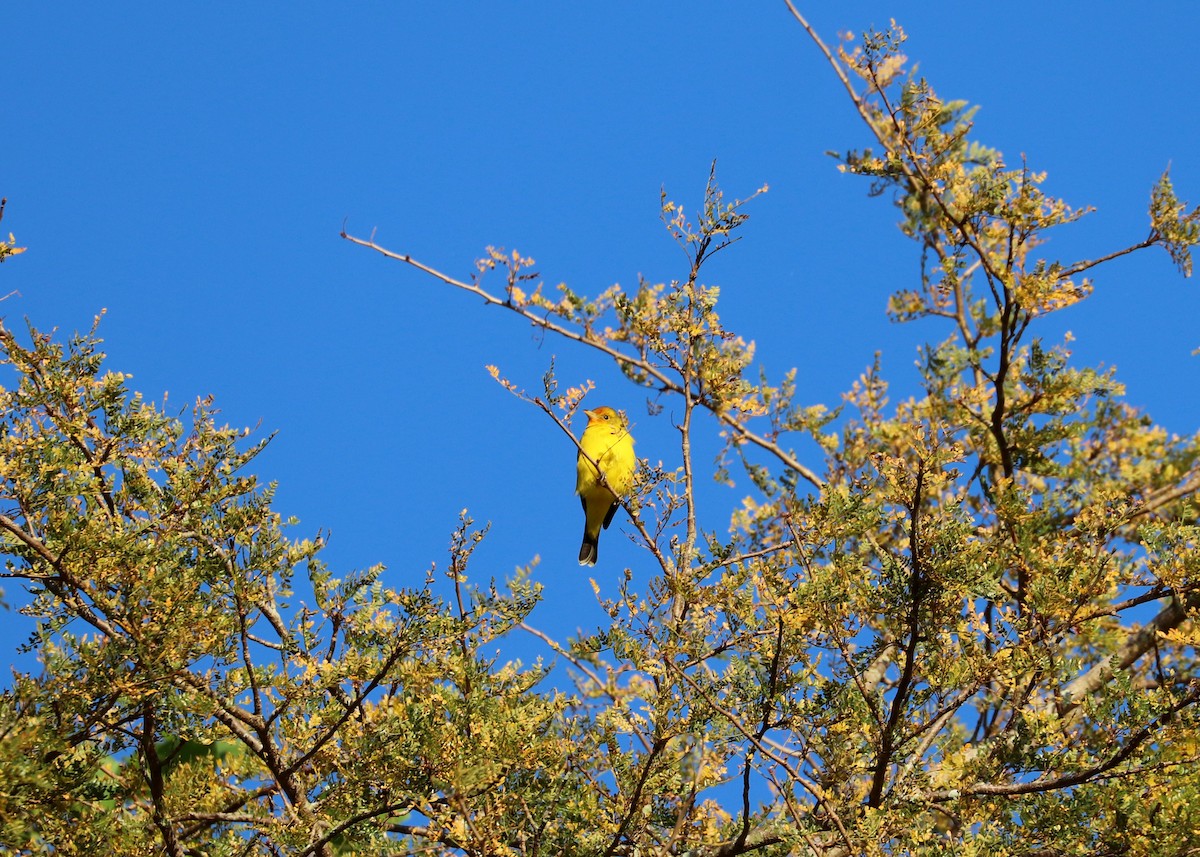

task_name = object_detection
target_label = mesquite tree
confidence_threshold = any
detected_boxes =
[4,12,1200,857]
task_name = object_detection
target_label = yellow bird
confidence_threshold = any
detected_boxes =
[575,406,636,566]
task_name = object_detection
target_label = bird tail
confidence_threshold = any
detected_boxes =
[578,531,599,567]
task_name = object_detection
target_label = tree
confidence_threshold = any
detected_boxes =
[0,198,27,266]
[3,11,1200,857]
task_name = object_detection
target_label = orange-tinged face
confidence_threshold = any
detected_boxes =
[585,406,621,426]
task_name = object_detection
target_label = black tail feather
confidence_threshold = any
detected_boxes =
[578,532,599,566]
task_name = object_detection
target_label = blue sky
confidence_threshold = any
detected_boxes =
[3,3,1199,670]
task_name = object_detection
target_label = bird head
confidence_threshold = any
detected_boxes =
[584,406,623,427]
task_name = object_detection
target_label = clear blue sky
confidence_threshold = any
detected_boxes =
[4,4,1198,668]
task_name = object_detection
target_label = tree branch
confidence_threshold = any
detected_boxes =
[868,458,926,807]
[603,736,668,857]
[1056,592,1200,716]
[932,680,1200,800]
[342,230,824,490]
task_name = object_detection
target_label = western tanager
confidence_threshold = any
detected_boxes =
[575,406,636,566]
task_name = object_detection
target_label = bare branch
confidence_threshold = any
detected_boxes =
[1056,235,1158,279]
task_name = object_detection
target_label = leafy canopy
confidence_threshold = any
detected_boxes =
[4,13,1200,857]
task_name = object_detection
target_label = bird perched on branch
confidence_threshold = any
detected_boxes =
[575,406,636,566]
